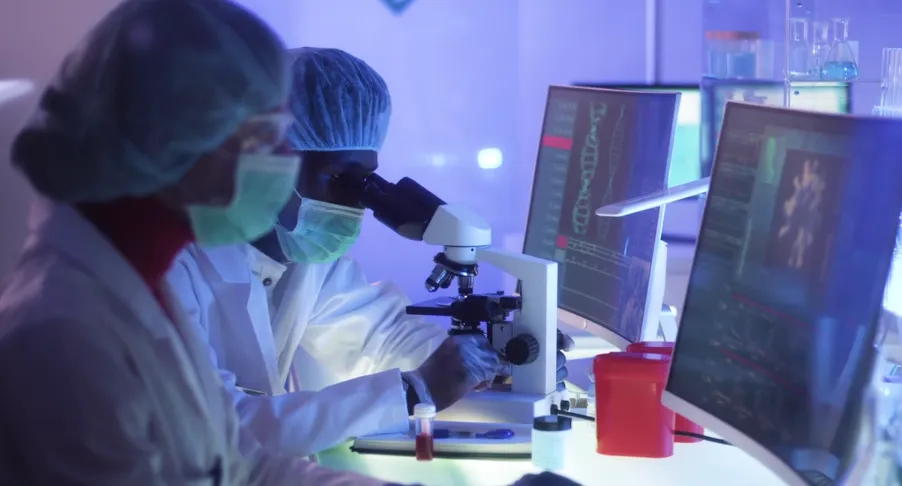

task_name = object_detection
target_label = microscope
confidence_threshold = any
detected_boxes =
[341,173,562,423]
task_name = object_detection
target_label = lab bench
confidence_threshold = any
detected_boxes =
[317,418,788,486]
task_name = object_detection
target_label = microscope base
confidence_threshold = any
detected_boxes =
[435,390,556,424]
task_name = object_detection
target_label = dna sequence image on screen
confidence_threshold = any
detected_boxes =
[523,87,675,343]
[667,103,902,481]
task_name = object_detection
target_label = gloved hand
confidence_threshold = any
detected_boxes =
[556,330,575,391]
[510,472,581,486]
[402,333,505,412]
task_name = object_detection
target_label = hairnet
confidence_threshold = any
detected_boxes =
[11,0,290,203]
[285,47,392,152]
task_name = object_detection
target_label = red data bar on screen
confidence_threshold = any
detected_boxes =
[556,235,568,249]
[542,135,573,151]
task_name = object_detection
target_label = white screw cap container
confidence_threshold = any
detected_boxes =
[531,415,572,472]
[413,403,436,419]
[413,403,436,437]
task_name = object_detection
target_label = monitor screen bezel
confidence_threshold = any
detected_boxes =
[661,101,862,486]
[521,85,679,349]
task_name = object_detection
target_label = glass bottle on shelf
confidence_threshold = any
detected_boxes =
[706,31,759,79]
[821,18,860,81]
[789,18,811,80]
[808,21,831,79]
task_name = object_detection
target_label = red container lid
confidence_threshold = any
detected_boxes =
[626,341,675,356]
[593,352,669,380]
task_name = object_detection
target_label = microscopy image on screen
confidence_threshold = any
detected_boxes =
[764,150,845,287]
[523,87,677,344]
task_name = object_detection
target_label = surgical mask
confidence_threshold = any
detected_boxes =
[275,196,365,264]
[188,153,300,247]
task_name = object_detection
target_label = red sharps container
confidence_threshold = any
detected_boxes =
[593,352,674,458]
[626,341,705,443]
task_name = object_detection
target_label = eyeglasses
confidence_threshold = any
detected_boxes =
[238,112,295,154]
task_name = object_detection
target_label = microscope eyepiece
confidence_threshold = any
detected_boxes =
[338,172,446,242]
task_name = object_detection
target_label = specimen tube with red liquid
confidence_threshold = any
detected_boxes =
[414,403,436,461]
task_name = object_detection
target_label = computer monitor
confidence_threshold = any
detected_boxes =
[701,78,851,177]
[574,83,701,189]
[522,86,679,349]
[663,102,902,486]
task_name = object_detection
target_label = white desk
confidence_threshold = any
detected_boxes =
[317,419,786,485]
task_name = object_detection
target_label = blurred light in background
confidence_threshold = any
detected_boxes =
[0,79,34,107]
[477,147,503,170]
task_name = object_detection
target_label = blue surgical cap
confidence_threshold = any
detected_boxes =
[285,47,392,152]
[11,0,290,203]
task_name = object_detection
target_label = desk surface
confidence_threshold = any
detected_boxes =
[317,420,787,486]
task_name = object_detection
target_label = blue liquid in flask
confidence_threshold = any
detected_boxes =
[821,61,859,81]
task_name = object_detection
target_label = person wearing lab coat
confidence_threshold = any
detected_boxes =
[0,1,416,484]
[165,47,575,458]
[165,47,489,457]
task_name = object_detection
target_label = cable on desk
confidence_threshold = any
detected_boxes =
[552,408,732,446]
[672,430,731,445]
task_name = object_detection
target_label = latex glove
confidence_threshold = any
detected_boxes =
[510,472,581,486]
[402,333,505,411]
[556,329,575,391]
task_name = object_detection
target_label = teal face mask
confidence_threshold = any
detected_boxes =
[275,196,365,264]
[188,153,300,247]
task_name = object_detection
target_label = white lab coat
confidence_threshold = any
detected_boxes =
[0,201,395,485]
[163,243,447,457]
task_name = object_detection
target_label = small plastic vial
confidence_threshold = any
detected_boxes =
[586,368,596,418]
[531,415,572,471]
[413,403,436,461]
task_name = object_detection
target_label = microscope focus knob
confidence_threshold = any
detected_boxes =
[504,334,539,366]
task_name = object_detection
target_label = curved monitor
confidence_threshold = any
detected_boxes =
[663,102,902,485]
[522,85,679,349]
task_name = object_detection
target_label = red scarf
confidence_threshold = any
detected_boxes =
[78,197,194,306]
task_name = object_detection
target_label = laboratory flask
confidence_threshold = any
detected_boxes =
[821,18,859,81]
[789,18,812,80]
[706,31,759,79]
[879,48,902,111]
[808,21,832,80]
